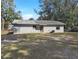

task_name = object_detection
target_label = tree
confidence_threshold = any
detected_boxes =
[1,0,22,30]
[1,0,15,29]
[36,0,78,31]
[35,0,53,20]
[14,11,22,19]
[28,18,34,20]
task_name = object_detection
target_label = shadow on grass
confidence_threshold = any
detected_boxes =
[2,38,78,59]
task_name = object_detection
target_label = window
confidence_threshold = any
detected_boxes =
[33,25,40,30]
[33,25,36,28]
[33,25,43,31]
[56,26,60,30]
[36,26,40,30]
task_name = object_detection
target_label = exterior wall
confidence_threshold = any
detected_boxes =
[13,25,64,34]
[44,26,64,33]
[55,26,64,33]
[14,26,41,34]
[19,26,41,33]
[13,27,21,34]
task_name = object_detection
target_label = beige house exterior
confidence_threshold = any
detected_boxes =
[12,20,65,34]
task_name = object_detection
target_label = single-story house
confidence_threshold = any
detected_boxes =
[12,20,65,34]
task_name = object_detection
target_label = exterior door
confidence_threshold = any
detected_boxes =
[40,25,43,32]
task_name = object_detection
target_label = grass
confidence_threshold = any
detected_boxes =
[1,32,78,59]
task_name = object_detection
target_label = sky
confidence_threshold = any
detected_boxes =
[14,0,40,20]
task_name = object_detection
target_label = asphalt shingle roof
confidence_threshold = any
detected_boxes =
[12,20,65,25]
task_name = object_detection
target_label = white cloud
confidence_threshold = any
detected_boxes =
[22,14,39,20]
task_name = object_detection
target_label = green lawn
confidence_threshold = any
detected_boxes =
[1,32,78,59]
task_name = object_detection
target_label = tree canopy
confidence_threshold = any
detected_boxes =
[1,0,22,29]
[36,0,78,31]
[28,18,34,20]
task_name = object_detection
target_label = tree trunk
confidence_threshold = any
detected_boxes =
[1,19,5,30]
